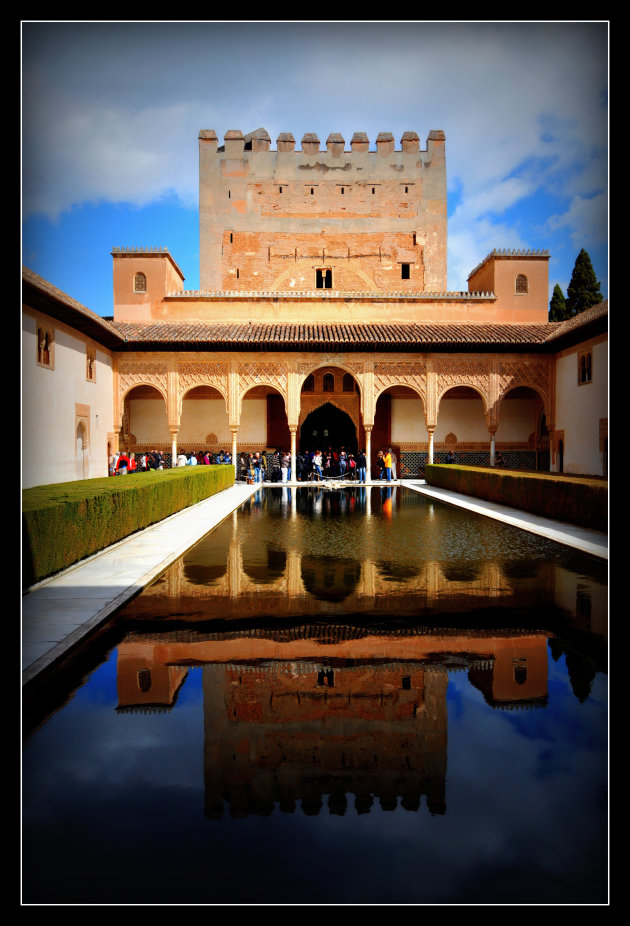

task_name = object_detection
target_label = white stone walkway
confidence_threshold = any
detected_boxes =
[22,482,261,685]
[22,478,607,686]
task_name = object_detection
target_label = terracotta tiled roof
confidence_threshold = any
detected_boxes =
[22,267,123,348]
[112,320,557,351]
[543,299,608,340]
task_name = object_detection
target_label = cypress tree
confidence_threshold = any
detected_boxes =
[566,249,603,317]
[549,283,568,321]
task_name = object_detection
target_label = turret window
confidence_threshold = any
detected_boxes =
[133,272,147,293]
[515,274,528,294]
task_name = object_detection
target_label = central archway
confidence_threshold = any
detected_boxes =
[299,402,357,453]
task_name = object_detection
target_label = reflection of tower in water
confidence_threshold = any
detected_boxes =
[201,658,448,819]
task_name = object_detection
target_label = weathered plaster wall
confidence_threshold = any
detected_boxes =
[555,335,608,475]
[22,307,114,488]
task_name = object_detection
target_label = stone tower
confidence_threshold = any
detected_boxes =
[198,128,447,293]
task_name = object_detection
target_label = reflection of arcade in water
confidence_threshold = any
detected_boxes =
[116,627,552,819]
[113,485,607,818]
[119,486,608,631]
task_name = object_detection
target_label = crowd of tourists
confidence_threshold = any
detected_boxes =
[237,446,400,484]
[110,445,400,481]
[109,448,232,475]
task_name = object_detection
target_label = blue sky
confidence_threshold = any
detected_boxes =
[22,21,608,318]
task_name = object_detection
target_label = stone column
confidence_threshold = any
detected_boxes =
[231,427,238,478]
[290,426,297,484]
[170,429,178,467]
[427,428,435,465]
[365,426,373,482]
[489,431,496,467]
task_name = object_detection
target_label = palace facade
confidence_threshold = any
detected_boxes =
[22,129,608,489]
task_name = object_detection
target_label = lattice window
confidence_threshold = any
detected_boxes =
[515,274,528,294]
[134,272,147,293]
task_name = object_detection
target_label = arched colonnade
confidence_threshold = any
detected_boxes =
[115,353,555,477]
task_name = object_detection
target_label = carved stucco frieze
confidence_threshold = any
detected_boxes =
[238,361,288,404]
[118,360,168,400]
[497,359,553,417]
[434,357,491,411]
[178,361,229,393]
[373,360,427,402]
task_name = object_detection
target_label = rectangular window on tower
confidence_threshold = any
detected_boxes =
[401,263,410,280]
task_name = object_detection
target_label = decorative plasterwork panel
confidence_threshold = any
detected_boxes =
[434,357,491,410]
[118,361,168,402]
[177,361,229,410]
[497,359,553,415]
[374,361,427,403]
[238,361,288,404]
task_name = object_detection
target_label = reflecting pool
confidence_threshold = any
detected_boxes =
[22,486,608,904]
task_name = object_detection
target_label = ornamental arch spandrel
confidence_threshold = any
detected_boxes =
[237,360,289,417]
[434,357,492,417]
[115,359,169,430]
[373,360,427,407]
[496,357,554,425]
[177,360,230,418]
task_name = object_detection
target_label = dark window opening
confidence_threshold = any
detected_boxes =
[302,374,315,392]
[310,188,314,195]
[372,187,375,194]
[316,269,332,289]
[401,676,411,690]
[579,351,592,384]
[401,263,410,280]
[323,373,334,392]
[342,373,355,392]
[229,232,233,243]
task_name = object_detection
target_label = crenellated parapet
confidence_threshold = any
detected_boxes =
[199,128,443,156]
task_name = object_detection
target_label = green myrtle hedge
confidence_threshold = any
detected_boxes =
[22,465,234,588]
[424,464,607,533]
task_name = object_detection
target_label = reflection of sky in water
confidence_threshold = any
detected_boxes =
[23,488,607,904]
[23,644,607,903]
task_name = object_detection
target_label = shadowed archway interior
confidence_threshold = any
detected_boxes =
[299,403,357,453]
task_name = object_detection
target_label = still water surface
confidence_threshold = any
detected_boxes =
[22,486,608,904]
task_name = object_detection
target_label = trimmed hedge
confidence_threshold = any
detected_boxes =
[424,464,607,533]
[22,465,235,588]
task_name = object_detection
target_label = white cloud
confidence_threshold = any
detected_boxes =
[546,192,608,250]
[22,20,608,277]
